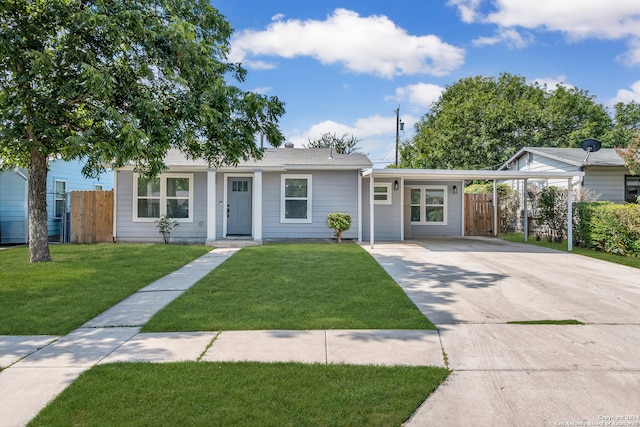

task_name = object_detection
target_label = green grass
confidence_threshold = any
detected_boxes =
[143,243,434,332]
[499,232,640,269]
[29,362,449,427]
[0,244,211,335]
[507,319,584,325]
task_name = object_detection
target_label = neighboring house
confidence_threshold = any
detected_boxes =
[498,147,637,203]
[113,146,580,248]
[0,159,114,244]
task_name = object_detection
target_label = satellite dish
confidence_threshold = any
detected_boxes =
[581,138,601,153]
[581,138,601,162]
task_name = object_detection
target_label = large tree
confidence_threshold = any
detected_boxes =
[304,132,361,154]
[401,73,612,170]
[0,0,285,262]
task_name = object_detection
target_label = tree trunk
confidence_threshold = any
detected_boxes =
[28,149,52,263]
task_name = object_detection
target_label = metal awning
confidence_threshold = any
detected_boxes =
[362,168,583,181]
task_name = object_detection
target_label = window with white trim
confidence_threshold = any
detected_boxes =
[281,175,312,223]
[626,175,640,203]
[373,183,392,204]
[54,180,66,219]
[94,184,103,191]
[410,185,447,225]
[134,174,193,221]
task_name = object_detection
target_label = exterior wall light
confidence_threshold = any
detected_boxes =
[394,180,399,191]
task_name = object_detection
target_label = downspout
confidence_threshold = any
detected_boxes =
[369,175,375,249]
[357,170,362,243]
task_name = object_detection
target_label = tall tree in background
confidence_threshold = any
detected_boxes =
[0,0,285,262]
[401,73,612,170]
[305,132,361,154]
[607,102,640,174]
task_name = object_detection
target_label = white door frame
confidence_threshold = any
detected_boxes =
[223,173,254,238]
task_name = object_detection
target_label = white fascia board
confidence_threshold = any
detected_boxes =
[362,168,584,181]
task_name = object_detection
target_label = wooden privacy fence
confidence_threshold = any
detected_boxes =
[464,193,500,236]
[70,190,113,243]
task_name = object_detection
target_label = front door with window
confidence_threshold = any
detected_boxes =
[227,178,252,235]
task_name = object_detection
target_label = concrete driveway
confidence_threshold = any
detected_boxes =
[364,238,640,427]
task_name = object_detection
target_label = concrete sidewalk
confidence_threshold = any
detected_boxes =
[0,246,446,427]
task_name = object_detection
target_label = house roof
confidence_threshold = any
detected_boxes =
[499,147,626,170]
[161,147,372,171]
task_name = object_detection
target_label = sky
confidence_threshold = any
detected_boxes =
[213,0,640,167]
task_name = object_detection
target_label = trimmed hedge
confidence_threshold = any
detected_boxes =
[574,202,640,257]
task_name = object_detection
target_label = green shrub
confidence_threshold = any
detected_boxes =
[574,202,640,257]
[327,213,352,243]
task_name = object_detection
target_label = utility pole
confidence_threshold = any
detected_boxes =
[394,107,404,167]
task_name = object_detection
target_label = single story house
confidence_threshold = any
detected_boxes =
[498,147,636,203]
[113,146,582,249]
[0,159,114,244]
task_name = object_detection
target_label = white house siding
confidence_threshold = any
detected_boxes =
[503,154,579,199]
[361,178,402,241]
[115,170,208,243]
[261,170,360,240]
[582,167,627,203]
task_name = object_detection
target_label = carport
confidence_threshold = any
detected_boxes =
[362,168,584,250]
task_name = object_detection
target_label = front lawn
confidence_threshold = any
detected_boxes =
[29,362,449,427]
[0,244,211,335]
[500,232,640,269]
[143,243,434,332]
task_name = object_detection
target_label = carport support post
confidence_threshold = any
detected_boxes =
[567,178,573,252]
[493,180,498,237]
[523,179,528,242]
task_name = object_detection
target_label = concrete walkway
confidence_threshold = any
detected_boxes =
[364,238,640,427]
[0,246,446,427]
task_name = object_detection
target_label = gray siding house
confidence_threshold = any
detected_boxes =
[113,147,582,247]
[499,147,636,203]
[114,148,372,244]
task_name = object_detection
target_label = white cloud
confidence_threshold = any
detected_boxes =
[611,81,640,104]
[286,114,420,166]
[448,0,483,23]
[531,75,575,91]
[229,8,465,78]
[387,83,444,108]
[472,28,533,49]
[451,0,640,64]
[251,86,272,95]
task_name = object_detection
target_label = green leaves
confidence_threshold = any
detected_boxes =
[0,0,285,173]
[401,73,614,170]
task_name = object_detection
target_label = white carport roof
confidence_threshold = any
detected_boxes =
[362,168,584,251]
[362,168,583,181]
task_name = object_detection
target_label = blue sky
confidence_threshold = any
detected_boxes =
[214,1,640,166]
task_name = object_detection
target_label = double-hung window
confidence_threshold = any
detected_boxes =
[134,174,193,221]
[281,175,312,223]
[410,186,447,225]
[54,180,66,219]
